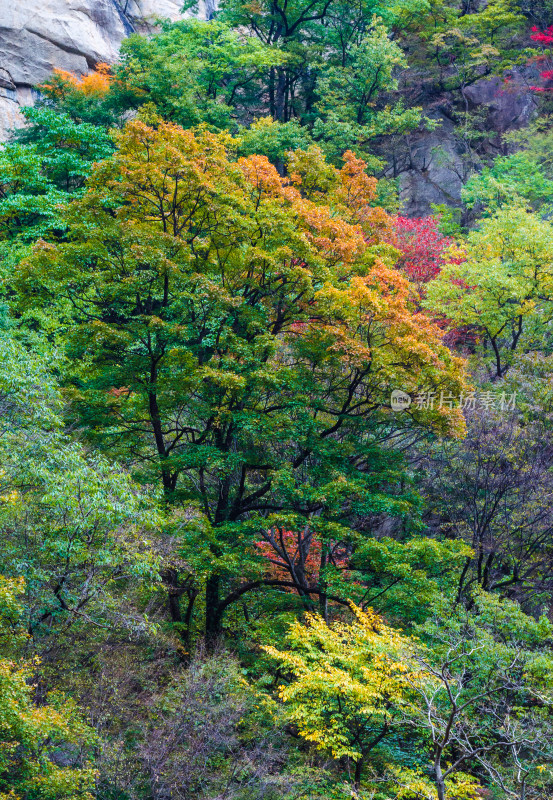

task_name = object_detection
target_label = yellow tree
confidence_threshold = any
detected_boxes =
[263,597,553,799]
[0,577,96,800]
[263,605,417,787]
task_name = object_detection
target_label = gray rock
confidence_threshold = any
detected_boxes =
[398,74,537,216]
[0,2,129,86]
[463,74,536,133]
[0,93,24,140]
[399,112,466,218]
[0,0,214,140]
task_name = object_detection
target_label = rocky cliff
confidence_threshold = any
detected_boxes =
[0,0,216,138]
[0,1,537,214]
[398,75,537,217]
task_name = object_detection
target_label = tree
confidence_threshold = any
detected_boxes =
[419,407,553,608]
[137,649,297,800]
[462,151,553,216]
[391,215,457,287]
[255,525,471,623]
[0,327,160,642]
[380,0,531,191]
[236,115,314,167]
[410,592,553,800]
[406,0,526,96]
[348,535,472,623]
[0,106,113,279]
[0,576,97,800]
[263,594,553,799]
[217,0,421,156]
[36,63,116,127]
[11,120,467,636]
[424,206,553,378]
[310,21,420,161]
[529,24,553,92]
[263,605,417,788]
[112,20,285,131]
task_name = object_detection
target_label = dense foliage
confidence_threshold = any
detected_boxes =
[3,2,553,799]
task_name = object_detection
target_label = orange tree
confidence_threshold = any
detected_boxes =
[11,120,467,636]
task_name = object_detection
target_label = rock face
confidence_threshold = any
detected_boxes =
[0,0,209,139]
[0,1,126,135]
[0,2,538,214]
[398,73,538,216]
[398,111,466,218]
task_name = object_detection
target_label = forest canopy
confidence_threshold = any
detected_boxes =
[3,1,553,799]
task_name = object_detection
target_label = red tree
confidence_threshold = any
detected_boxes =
[530,26,553,91]
[255,527,353,616]
[530,24,553,45]
[391,216,455,285]
[390,217,476,351]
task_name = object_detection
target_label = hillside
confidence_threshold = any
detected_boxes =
[2,2,553,799]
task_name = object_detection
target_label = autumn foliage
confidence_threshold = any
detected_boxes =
[12,119,468,643]
[255,527,351,589]
[530,26,553,91]
[530,24,553,45]
[39,63,112,99]
[8,1,553,797]
[391,215,456,285]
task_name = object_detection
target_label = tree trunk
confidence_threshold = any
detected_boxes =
[182,585,198,647]
[353,757,363,789]
[205,573,221,639]
[161,569,198,647]
[319,547,328,622]
[165,569,182,623]
[269,67,275,118]
[147,382,175,500]
[435,762,446,800]
[275,68,286,121]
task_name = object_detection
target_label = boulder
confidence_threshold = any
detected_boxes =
[398,73,537,215]
[463,74,536,133]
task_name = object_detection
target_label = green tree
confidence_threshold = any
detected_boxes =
[410,592,553,800]
[0,106,113,277]
[217,0,421,155]
[10,120,467,636]
[424,206,553,378]
[407,0,527,95]
[0,327,160,641]
[462,151,553,216]
[0,576,96,800]
[112,19,285,132]
[236,116,314,169]
[312,21,420,160]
